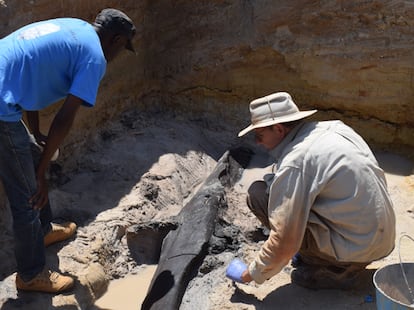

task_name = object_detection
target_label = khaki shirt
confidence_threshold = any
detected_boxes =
[249,120,396,284]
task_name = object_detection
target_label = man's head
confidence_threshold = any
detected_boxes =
[238,92,317,149]
[93,8,136,62]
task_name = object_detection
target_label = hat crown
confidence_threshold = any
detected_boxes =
[237,91,317,137]
[250,92,299,125]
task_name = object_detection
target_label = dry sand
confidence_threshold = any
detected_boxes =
[85,110,414,310]
[1,109,413,310]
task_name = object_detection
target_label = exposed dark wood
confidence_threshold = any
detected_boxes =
[142,147,252,310]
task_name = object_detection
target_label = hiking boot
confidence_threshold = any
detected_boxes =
[291,264,365,290]
[44,222,77,247]
[16,269,74,293]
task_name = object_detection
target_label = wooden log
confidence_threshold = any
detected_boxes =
[141,147,252,310]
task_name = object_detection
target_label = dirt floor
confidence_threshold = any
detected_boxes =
[93,109,414,310]
[1,109,413,309]
[179,145,414,310]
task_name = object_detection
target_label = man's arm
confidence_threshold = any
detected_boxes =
[26,111,40,135]
[30,94,84,209]
[26,111,47,146]
[247,167,311,284]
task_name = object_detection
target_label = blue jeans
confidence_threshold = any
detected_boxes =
[0,120,52,281]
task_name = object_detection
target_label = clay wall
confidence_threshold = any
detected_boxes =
[0,0,413,154]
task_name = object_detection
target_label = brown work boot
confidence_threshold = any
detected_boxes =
[44,222,77,247]
[16,269,74,293]
[291,264,366,290]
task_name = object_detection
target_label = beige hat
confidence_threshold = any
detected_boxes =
[238,92,317,137]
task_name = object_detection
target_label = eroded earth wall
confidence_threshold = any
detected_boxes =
[1,0,413,153]
[0,0,414,308]
[0,1,413,188]
[0,2,413,307]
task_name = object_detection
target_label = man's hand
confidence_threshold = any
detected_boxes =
[226,258,248,283]
[33,132,47,148]
[30,174,49,210]
[241,269,253,283]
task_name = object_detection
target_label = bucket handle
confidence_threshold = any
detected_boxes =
[398,234,414,305]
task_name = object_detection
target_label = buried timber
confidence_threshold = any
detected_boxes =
[0,109,413,310]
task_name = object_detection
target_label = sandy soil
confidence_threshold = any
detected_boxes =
[200,152,414,310]
[178,147,414,310]
[1,109,413,310]
[88,110,414,310]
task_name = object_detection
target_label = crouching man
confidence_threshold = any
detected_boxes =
[226,91,396,289]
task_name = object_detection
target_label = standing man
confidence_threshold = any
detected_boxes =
[0,8,136,293]
[226,91,396,289]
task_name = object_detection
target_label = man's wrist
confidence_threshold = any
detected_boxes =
[241,270,252,283]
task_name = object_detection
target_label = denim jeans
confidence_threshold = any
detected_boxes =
[0,120,52,281]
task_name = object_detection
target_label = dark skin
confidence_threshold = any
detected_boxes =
[28,27,133,210]
[94,26,131,62]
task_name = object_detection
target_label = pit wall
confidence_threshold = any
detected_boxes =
[0,0,413,156]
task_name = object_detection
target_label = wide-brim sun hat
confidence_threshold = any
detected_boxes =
[238,92,317,137]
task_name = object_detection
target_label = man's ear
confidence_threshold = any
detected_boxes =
[275,123,288,137]
[110,33,122,45]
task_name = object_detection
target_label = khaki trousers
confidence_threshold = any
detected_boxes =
[246,180,368,269]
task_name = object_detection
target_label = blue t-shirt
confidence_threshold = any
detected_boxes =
[0,18,107,121]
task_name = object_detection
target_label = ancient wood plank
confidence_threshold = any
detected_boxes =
[142,147,252,310]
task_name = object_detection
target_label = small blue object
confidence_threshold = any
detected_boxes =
[364,294,374,303]
[291,253,302,267]
[226,258,247,283]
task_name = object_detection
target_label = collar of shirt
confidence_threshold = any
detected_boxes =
[268,121,306,162]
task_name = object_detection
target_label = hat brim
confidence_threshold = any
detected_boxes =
[238,110,317,137]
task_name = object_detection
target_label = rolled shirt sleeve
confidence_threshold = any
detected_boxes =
[249,167,312,284]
